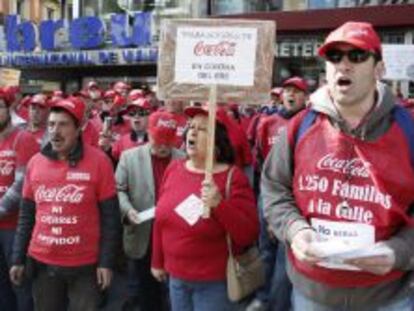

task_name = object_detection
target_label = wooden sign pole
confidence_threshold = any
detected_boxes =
[202,84,218,218]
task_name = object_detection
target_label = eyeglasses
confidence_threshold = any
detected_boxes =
[128,109,150,117]
[324,49,373,64]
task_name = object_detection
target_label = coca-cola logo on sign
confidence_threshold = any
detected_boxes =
[317,153,371,178]
[193,41,236,57]
[35,184,86,204]
[0,160,15,176]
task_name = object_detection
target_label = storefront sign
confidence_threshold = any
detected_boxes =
[0,68,21,86]
[276,40,323,58]
[383,44,414,81]
[0,47,158,67]
[3,13,152,52]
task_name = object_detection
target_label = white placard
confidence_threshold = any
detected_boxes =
[174,194,204,226]
[310,218,376,271]
[383,44,414,81]
[174,27,258,86]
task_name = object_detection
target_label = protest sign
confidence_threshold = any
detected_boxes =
[0,68,21,87]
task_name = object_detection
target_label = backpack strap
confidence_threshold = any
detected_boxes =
[294,110,318,146]
[393,105,414,169]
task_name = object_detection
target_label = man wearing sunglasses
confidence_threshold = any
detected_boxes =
[262,22,414,311]
[111,91,152,162]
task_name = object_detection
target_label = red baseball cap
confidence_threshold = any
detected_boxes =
[128,89,145,102]
[184,104,227,125]
[113,81,131,93]
[87,81,99,90]
[52,97,85,123]
[20,95,32,107]
[318,22,382,57]
[127,97,152,111]
[30,94,49,108]
[270,87,283,97]
[52,90,64,98]
[0,87,14,106]
[282,77,309,93]
[148,111,178,146]
[112,95,126,110]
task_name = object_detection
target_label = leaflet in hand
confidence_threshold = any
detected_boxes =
[136,207,156,224]
[309,240,393,271]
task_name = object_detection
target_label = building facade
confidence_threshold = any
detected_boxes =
[0,0,413,97]
[216,0,414,97]
[0,0,205,93]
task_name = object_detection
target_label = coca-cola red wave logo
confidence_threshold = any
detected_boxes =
[317,153,371,178]
[193,41,237,57]
[0,160,15,176]
[35,184,86,203]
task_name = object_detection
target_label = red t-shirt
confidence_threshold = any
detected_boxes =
[171,113,188,148]
[151,154,172,202]
[256,114,289,160]
[82,121,100,147]
[23,144,116,267]
[0,129,39,229]
[24,128,46,146]
[151,159,258,281]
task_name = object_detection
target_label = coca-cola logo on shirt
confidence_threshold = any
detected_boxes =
[35,184,86,203]
[0,160,15,176]
[316,154,371,178]
[193,41,236,57]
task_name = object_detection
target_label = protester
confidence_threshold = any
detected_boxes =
[256,77,308,163]
[162,100,188,148]
[262,21,414,311]
[10,97,121,311]
[0,87,38,311]
[116,111,184,311]
[110,92,152,162]
[113,81,131,98]
[25,93,50,146]
[247,76,308,311]
[151,105,258,311]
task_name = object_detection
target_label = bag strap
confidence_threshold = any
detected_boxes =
[393,105,414,169]
[224,166,236,259]
[294,109,317,146]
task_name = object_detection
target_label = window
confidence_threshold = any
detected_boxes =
[47,8,54,20]
[16,0,24,15]
[308,0,337,9]
[67,4,73,20]
[337,0,357,6]
[213,0,246,14]
[409,82,414,98]
[381,32,405,44]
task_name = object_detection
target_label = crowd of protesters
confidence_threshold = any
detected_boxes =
[0,21,413,311]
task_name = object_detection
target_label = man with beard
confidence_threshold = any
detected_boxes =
[0,88,39,311]
[10,97,121,311]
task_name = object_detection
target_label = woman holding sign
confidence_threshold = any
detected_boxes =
[151,105,258,311]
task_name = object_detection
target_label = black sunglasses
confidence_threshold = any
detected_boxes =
[324,49,373,64]
[128,109,150,117]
